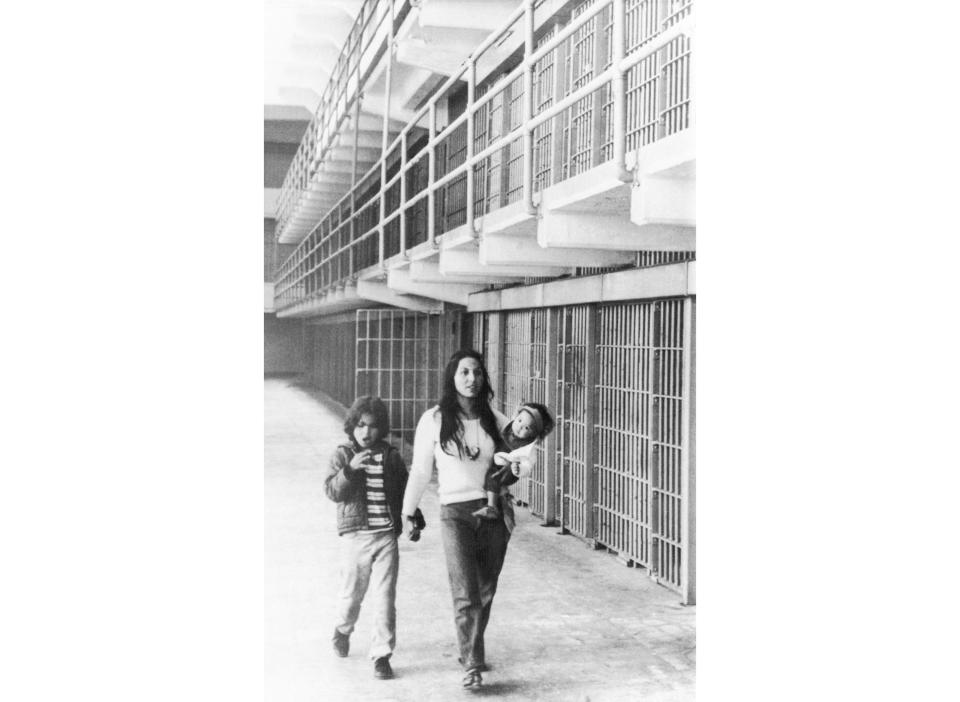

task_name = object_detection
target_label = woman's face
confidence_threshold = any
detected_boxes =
[453,357,484,398]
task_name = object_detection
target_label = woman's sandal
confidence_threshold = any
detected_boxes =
[462,668,483,691]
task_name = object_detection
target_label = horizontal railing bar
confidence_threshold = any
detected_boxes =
[384,171,401,190]
[275,2,696,305]
[403,187,429,209]
[472,3,528,63]
[432,111,469,148]
[383,209,401,226]
[425,63,470,116]
[470,63,525,114]
[471,124,525,165]
[402,150,428,174]
[528,0,611,66]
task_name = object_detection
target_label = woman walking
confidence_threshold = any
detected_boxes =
[401,349,527,691]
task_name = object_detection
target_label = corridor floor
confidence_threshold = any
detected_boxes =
[265,377,695,701]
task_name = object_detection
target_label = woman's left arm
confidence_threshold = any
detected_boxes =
[402,409,436,517]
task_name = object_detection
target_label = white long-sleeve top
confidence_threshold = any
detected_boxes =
[403,405,526,514]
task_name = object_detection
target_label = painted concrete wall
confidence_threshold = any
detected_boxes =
[264,143,299,188]
[264,218,298,282]
[264,313,304,375]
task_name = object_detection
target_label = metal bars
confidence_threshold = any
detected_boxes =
[305,316,358,409]
[556,305,591,539]
[650,298,685,590]
[596,301,653,568]
[273,0,696,313]
[473,297,692,599]
[499,310,549,512]
[354,309,443,447]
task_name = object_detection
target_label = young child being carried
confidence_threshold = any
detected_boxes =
[472,401,555,521]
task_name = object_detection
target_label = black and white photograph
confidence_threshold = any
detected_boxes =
[7,1,959,701]
[265,1,696,699]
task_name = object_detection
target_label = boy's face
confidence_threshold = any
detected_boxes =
[511,410,537,440]
[353,412,383,449]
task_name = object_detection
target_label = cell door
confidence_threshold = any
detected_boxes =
[556,305,591,538]
[354,309,442,448]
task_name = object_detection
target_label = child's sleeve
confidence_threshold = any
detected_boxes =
[323,446,361,503]
[402,409,437,516]
[510,442,537,480]
[390,447,409,498]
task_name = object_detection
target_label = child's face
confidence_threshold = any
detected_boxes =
[511,410,538,440]
[353,412,383,449]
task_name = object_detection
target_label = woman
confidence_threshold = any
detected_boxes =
[401,349,528,691]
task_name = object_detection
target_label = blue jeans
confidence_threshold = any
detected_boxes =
[334,530,399,660]
[439,499,510,671]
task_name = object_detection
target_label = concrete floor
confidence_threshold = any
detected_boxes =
[265,377,695,701]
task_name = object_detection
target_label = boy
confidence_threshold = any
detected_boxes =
[473,402,555,521]
[323,395,410,680]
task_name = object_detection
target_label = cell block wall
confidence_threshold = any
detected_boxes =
[305,318,357,409]
[470,296,692,597]
[354,309,443,448]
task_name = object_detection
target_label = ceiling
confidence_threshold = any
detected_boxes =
[264,0,365,113]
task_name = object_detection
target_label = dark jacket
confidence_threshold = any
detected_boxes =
[323,439,408,536]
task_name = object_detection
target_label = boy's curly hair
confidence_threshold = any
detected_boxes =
[343,395,391,437]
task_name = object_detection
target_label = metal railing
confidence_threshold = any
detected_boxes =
[275,0,694,312]
[274,0,395,242]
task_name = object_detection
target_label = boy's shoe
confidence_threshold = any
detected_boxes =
[472,505,501,520]
[462,668,483,691]
[332,629,349,657]
[374,657,394,680]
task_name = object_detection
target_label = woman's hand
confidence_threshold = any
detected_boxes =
[349,449,372,471]
[510,461,522,477]
[402,513,421,542]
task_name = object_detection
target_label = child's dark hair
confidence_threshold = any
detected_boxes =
[343,395,391,437]
[518,401,555,437]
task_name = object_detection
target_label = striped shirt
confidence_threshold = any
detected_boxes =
[362,450,393,533]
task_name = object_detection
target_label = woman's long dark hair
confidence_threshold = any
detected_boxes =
[436,349,502,458]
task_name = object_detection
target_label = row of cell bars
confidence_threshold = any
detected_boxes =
[302,310,443,451]
[473,297,688,593]
[354,309,444,447]
[274,0,693,310]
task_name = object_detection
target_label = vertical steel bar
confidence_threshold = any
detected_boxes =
[378,0,395,267]
[584,303,599,544]
[680,295,696,604]
[400,130,408,253]
[466,58,477,236]
[612,0,629,179]
[543,307,560,526]
[522,0,535,213]
[427,102,437,247]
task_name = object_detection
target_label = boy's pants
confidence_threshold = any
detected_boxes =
[334,530,399,660]
[439,499,510,671]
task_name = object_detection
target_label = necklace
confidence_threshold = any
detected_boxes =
[464,419,481,460]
